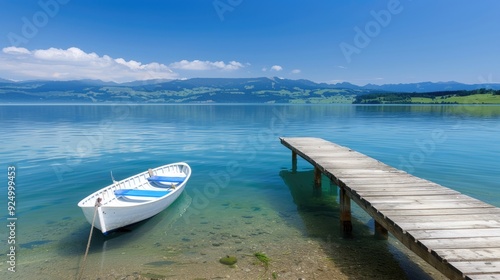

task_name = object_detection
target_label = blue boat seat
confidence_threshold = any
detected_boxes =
[114,189,170,198]
[147,176,185,183]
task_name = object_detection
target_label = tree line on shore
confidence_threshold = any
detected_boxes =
[354,88,500,104]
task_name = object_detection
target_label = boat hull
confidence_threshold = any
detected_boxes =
[78,162,191,234]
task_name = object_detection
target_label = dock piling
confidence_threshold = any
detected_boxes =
[314,166,321,189]
[374,220,388,240]
[339,187,353,234]
[292,150,297,173]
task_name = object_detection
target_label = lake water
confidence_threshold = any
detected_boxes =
[0,104,499,279]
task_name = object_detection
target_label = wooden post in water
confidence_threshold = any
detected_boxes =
[292,151,297,173]
[339,187,352,233]
[374,220,388,240]
[314,166,321,189]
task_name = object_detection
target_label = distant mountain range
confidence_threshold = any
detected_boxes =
[318,80,500,92]
[0,77,499,103]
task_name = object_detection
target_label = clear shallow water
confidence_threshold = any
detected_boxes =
[0,104,499,279]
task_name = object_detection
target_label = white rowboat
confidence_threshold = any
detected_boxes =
[78,162,191,234]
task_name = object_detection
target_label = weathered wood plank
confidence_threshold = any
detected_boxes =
[320,163,389,170]
[357,190,461,197]
[391,214,500,224]
[361,194,474,204]
[328,169,406,175]
[342,177,437,185]
[450,260,500,274]
[397,220,500,231]
[345,186,449,195]
[433,248,500,262]
[331,173,411,180]
[465,274,500,280]
[420,237,500,250]
[409,228,500,239]
[380,208,500,218]
[344,182,445,189]
[280,137,500,280]
[372,200,494,211]
[306,153,369,159]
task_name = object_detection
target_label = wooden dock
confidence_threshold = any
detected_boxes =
[280,137,500,280]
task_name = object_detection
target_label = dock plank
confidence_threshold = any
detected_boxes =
[391,214,500,224]
[409,228,500,239]
[464,274,500,280]
[381,207,500,217]
[419,237,500,249]
[280,137,500,280]
[432,248,500,262]
[360,194,474,204]
[371,200,494,210]
[450,260,500,274]
[357,189,461,196]
[397,220,500,231]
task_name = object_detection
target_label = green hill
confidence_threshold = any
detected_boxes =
[0,77,364,103]
[353,89,500,104]
[1,78,499,104]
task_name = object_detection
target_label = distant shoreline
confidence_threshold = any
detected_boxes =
[2,100,500,105]
[1,77,500,104]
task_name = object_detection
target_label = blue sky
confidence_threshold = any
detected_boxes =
[0,0,499,85]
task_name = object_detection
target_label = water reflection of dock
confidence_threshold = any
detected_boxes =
[279,169,337,210]
[279,170,345,236]
[280,137,500,280]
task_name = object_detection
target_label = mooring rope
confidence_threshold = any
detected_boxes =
[77,197,102,280]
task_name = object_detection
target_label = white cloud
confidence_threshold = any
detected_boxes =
[0,46,177,82]
[0,46,246,82]
[115,58,143,70]
[33,47,100,62]
[169,60,244,71]
[291,69,301,74]
[270,65,283,71]
[261,67,267,72]
[3,46,31,55]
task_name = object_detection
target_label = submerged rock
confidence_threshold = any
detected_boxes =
[219,255,237,265]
